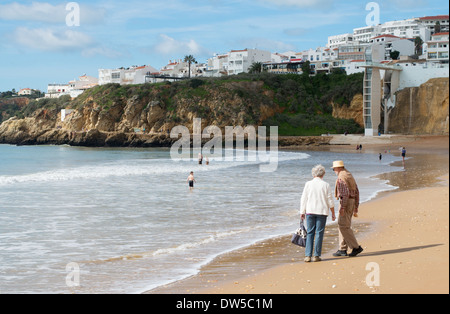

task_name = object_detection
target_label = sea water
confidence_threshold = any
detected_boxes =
[0,144,401,294]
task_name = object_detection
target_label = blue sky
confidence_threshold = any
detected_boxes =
[0,0,448,92]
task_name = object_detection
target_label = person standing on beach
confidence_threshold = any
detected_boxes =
[401,147,406,162]
[198,153,203,165]
[300,165,336,262]
[332,161,364,257]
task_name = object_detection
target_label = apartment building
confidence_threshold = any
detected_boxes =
[46,75,98,98]
[424,32,449,63]
[205,48,271,77]
[227,49,271,75]
[205,53,229,77]
[327,33,355,50]
[98,65,158,85]
[418,15,449,34]
[352,15,449,44]
[370,34,415,62]
[262,58,303,74]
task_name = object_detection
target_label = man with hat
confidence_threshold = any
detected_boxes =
[332,161,364,257]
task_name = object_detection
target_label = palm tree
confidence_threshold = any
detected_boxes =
[184,55,197,78]
[248,62,262,74]
[414,36,424,56]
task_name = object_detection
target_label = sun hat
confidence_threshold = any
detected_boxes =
[332,160,345,169]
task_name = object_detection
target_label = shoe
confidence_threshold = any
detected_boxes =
[304,256,311,262]
[333,250,348,257]
[312,256,321,262]
[349,246,364,257]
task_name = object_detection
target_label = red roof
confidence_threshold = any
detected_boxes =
[432,32,449,36]
[419,15,449,20]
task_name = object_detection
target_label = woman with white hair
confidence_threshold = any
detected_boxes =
[300,165,336,262]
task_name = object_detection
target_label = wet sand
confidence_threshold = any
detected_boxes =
[146,135,449,294]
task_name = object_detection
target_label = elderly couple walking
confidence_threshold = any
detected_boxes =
[300,161,363,262]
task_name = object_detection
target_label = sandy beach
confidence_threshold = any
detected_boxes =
[147,135,449,294]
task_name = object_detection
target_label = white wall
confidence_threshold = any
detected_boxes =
[398,62,449,89]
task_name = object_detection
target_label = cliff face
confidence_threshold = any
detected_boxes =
[331,94,364,127]
[0,81,280,147]
[64,81,278,133]
[0,97,30,123]
[389,78,449,135]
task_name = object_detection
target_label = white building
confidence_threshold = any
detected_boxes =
[227,49,271,75]
[353,25,382,43]
[418,15,449,34]
[205,48,271,77]
[262,58,304,74]
[46,75,98,98]
[370,34,415,62]
[46,83,69,98]
[18,88,33,96]
[352,16,441,44]
[424,32,449,63]
[380,18,430,41]
[156,59,207,78]
[344,60,367,75]
[271,51,298,63]
[327,33,355,50]
[205,53,229,77]
[67,75,98,97]
[98,65,158,85]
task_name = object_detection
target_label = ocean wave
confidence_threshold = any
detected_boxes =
[0,151,310,186]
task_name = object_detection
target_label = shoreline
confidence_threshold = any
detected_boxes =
[145,135,449,294]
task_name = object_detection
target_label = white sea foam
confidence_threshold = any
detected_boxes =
[0,151,310,186]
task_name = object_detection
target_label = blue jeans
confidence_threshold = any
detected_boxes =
[305,214,327,257]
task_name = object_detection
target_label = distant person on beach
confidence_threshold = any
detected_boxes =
[300,165,336,262]
[198,153,203,165]
[332,161,364,257]
[187,171,196,191]
[205,156,209,165]
[379,153,382,161]
[401,147,406,162]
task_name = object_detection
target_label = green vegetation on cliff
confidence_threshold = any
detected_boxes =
[3,72,364,136]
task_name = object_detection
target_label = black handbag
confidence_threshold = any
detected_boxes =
[291,219,307,247]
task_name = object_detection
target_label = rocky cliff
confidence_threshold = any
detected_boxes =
[0,74,364,147]
[331,94,364,127]
[389,78,449,135]
[0,81,279,147]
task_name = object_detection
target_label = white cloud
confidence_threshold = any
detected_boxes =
[0,2,64,23]
[153,34,208,56]
[0,2,105,24]
[13,27,94,52]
